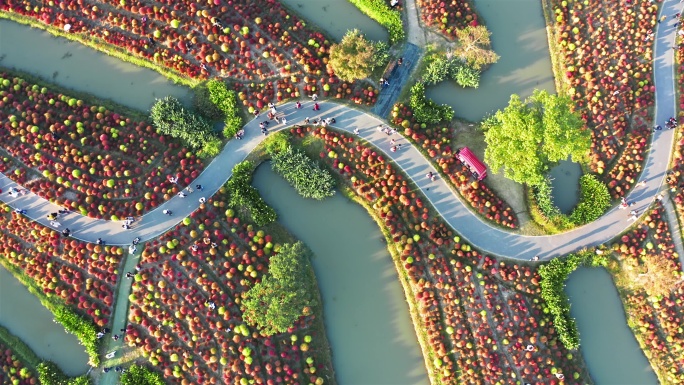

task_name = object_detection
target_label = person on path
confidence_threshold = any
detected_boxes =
[14,208,27,215]
[196,184,204,191]
[199,197,206,204]
[282,117,287,126]
[380,77,385,88]
[311,94,318,101]
[296,101,302,109]
[50,220,61,228]
[253,109,259,118]
[163,209,172,216]
[655,193,664,202]
[178,192,187,198]
[313,102,320,111]
[353,128,360,135]
[304,117,310,124]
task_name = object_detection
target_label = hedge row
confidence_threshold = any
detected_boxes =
[348,0,405,43]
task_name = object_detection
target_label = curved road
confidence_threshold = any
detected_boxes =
[0,1,681,261]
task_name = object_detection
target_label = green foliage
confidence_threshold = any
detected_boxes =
[52,305,100,366]
[451,61,480,88]
[37,362,91,385]
[197,137,223,159]
[192,82,223,121]
[483,90,590,187]
[270,145,335,200]
[371,41,391,71]
[347,0,404,43]
[150,96,214,149]
[241,242,318,335]
[329,29,379,82]
[264,132,290,155]
[227,161,277,226]
[530,178,573,232]
[538,251,607,351]
[205,79,243,138]
[422,55,452,85]
[120,365,165,385]
[409,83,454,124]
[569,175,610,225]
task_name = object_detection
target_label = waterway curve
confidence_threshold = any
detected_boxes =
[0,0,681,260]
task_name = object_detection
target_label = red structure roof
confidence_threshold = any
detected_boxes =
[457,147,487,180]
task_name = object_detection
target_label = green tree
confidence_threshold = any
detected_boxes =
[328,29,378,82]
[150,96,213,149]
[241,242,317,335]
[120,365,165,385]
[483,90,590,187]
[454,26,499,69]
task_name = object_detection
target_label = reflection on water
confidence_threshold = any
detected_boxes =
[253,164,428,385]
[0,267,89,376]
[0,19,190,110]
[426,0,555,122]
[565,268,658,385]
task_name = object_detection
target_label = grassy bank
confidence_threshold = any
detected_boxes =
[0,324,42,369]
[539,0,570,96]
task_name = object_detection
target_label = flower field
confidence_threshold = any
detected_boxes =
[0,202,121,329]
[0,344,38,385]
[123,193,333,384]
[0,0,379,109]
[289,125,587,384]
[607,205,684,384]
[547,0,656,199]
[390,103,518,228]
[0,72,208,219]
[416,0,481,37]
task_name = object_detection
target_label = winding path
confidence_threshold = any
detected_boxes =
[0,0,682,260]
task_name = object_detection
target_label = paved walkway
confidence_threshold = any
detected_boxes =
[0,1,682,261]
[371,42,422,118]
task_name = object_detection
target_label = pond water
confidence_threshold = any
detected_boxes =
[565,268,658,385]
[0,19,191,110]
[0,267,90,376]
[253,164,429,385]
[548,160,581,214]
[278,0,389,42]
[426,0,556,122]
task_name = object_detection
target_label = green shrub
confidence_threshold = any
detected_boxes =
[569,175,610,225]
[347,0,404,43]
[271,146,335,200]
[423,55,452,85]
[37,361,91,385]
[150,96,214,149]
[451,61,480,88]
[371,41,391,71]
[120,365,165,385]
[206,79,243,138]
[227,161,277,226]
[192,82,223,121]
[530,179,573,232]
[538,251,608,351]
[198,137,223,159]
[264,132,290,155]
[409,83,454,124]
[52,305,100,366]
[241,242,318,335]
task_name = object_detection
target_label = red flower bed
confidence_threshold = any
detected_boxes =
[299,125,587,383]
[0,345,38,385]
[390,103,518,228]
[0,203,120,327]
[124,194,333,384]
[0,73,207,219]
[416,0,481,37]
[0,0,378,109]
[609,206,684,383]
[551,0,656,198]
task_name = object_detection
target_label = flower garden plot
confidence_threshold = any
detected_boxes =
[0,203,120,328]
[0,72,207,219]
[548,0,656,199]
[390,103,518,228]
[124,195,333,385]
[0,344,38,385]
[0,0,379,109]
[416,0,481,38]
[607,206,684,384]
[287,125,588,384]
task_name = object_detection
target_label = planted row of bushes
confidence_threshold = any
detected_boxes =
[120,365,165,385]
[270,145,335,200]
[569,175,611,225]
[409,82,454,124]
[37,362,91,385]
[52,305,100,367]
[422,54,481,88]
[227,161,277,226]
[348,0,405,43]
[150,96,221,158]
[538,251,608,350]
[205,79,243,138]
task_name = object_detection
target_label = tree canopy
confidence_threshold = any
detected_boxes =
[454,26,499,69]
[241,242,317,335]
[483,90,590,187]
[328,29,378,82]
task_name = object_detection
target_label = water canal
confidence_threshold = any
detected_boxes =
[254,164,429,385]
[565,268,658,384]
[425,0,556,122]
[0,267,90,375]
